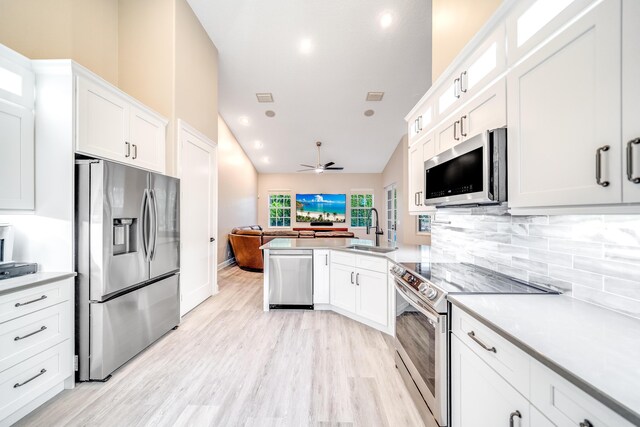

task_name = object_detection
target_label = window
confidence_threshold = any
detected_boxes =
[269,193,291,228]
[350,193,373,227]
[417,214,431,234]
[386,184,397,243]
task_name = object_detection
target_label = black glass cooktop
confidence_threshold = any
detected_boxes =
[399,262,557,295]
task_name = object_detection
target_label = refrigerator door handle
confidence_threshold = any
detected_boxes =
[149,189,159,260]
[142,189,152,261]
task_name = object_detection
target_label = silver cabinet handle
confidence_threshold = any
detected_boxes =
[356,273,360,286]
[15,326,47,341]
[467,331,497,353]
[453,77,460,98]
[14,368,46,388]
[15,295,47,307]
[125,141,131,158]
[350,272,354,284]
[132,144,138,160]
[579,420,593,427]
[595,145,610,187]
[417,191,422,206]
[509,410,522,427]
[453,120,460,141]
[415,192,418,206]
[325,254,328,266]
[460,71,468,93]
[627,138,640,183]
[460,115,467,137]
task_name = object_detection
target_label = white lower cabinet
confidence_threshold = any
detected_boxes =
[451,306,634,427]
[313,250,330,304]
[329,251,390,332]
[451,334,530,427]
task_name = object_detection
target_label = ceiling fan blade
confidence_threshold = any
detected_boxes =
[296,168,315,172]
[324,167,344,170]
[300,164,316,168]
[323,161,335,168]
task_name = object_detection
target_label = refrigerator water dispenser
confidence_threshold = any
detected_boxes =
[113,218,137,255]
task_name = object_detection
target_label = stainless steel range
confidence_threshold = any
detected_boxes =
[390,261,557,427]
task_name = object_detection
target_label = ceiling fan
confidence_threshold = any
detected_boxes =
[297,141,344,173]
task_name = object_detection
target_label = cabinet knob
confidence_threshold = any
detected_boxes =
[210,237,215,242]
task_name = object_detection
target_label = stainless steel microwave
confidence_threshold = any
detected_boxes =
[424,128,507,207]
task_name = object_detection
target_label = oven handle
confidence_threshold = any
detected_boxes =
[394,279,441,324]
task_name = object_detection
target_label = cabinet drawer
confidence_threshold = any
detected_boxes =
[355,255,388,274]
[331,250,356,267]
[0,340,71,419]
[530,359,634,427]
[0,302,71,373]
[451,307,530,397]
[0,280,71,324]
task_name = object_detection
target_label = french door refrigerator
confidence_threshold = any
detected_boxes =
[76,159,180,381]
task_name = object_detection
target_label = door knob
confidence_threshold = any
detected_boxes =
[210,237,215,242]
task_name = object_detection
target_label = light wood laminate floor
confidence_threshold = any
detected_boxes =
[18,266,425,427]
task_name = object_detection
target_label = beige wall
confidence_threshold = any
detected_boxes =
[218,116,258,264]
[257,173,383,241]
[381,137,431,246]
[0,0,119,84]
[432,0,502,82]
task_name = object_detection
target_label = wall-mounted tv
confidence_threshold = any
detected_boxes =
[296,193,346,223]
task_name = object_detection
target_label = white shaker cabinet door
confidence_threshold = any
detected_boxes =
[355,268,388,327]
[0,100,34,210]
[451,334,530,427]
[76,76,130,163]
[408,142,423,213]
[129,105,166,173]
[622,0,640,202]
[329,262,356,312]
[507,0,622,209]
[313,250,330,304]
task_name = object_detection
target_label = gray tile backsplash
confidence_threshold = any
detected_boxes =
[431,209,640,319]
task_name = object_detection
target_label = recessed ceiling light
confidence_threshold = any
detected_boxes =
[265,110,276,117]
[366,91,384,101]
[299,38,313,54]
[254,140,264,149]
[262,156,270,164]
[239,116,250,126]
[256,93,274,103]
[380,12,393,29]
[364,109,375,117]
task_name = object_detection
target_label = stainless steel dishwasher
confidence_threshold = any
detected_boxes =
[268,249,313,309]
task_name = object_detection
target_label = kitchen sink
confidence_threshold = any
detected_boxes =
[348,245,398,254]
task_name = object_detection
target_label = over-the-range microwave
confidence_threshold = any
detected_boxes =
[424,128,507,207]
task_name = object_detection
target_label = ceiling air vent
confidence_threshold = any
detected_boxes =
[256,93,274,103]
[366,91,384,101]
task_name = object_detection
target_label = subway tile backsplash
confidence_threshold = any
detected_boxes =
[431,209,640,319]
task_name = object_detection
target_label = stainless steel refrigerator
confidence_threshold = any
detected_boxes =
[76,159,180,381]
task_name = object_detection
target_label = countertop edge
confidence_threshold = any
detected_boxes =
[0,272,77,295]
[448,295,640,426]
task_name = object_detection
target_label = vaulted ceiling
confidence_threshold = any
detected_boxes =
[188,0,432,173]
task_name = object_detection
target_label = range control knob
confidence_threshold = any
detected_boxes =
[418,282,428,293]
[425,287,438,300]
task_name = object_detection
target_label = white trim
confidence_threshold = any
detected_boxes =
[218,257,236,270]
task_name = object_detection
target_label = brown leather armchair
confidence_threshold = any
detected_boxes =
[229,226,265,271]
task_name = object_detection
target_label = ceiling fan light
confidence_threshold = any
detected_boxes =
[315,168,323,174]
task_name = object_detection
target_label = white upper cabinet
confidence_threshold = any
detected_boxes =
[0,45,34,210]
[506,0,596,65]
[408,132,436,214]
[507,0,622,209]
[408,105,433,147]
[622,0,640,203]
[436,25,506,119]
[76,72,167,173]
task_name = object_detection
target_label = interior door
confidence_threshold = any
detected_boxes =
[149,172,180,278]
[179,120,217,316]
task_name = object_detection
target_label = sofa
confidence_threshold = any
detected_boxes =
[228,225,355,271]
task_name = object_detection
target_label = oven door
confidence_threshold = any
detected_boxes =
[395,279,448,426]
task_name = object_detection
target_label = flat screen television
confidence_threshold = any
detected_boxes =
[295,193,346,223]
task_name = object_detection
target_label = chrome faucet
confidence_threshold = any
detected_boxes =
[366,208,384,246]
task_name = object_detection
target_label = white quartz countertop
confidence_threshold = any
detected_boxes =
[259,238,430,264]
[448,294,640,425]
[0,272,76,295]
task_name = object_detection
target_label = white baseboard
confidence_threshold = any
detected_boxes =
[217,257,236,270]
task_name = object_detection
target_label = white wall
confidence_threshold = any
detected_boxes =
[218,116,258,264]
[257,173,383,240]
